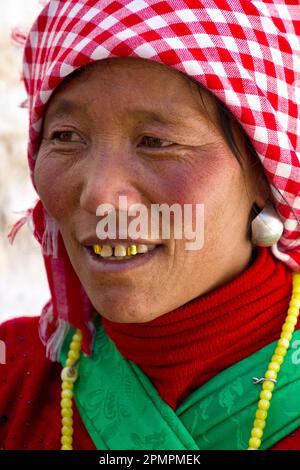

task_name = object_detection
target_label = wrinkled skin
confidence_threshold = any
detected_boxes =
[35,58,269,323]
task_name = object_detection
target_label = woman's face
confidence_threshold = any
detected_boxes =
[35,58,268,323]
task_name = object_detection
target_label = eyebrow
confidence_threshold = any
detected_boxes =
[130,108,185,127]
[45,98,200,128]
[45,99,90,120]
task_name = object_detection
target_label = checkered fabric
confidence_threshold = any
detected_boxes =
[20,0,300,359]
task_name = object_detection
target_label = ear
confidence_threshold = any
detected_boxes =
[250,165,271,210]
[246,154,272,209]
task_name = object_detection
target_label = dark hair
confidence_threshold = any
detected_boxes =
[215,99,259,232]
[188,78,300,234]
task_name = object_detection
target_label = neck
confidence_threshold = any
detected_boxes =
[101,247,295,410]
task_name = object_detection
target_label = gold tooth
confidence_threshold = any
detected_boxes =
[93,244,144,258]
[130,245,137,255]
[93,245,102,255]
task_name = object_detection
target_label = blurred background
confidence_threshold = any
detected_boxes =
[0,0,50,323]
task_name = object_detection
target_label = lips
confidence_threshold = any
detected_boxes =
[79,233,163,272]
[83,242,163,273]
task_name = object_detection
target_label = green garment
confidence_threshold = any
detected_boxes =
[60,318,300,450]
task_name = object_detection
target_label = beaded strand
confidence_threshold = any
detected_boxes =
[248,272,300,449]
[60,330,83,450]
[60,272,300,450]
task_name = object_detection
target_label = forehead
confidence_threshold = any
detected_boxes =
[58,57,190,89]
[44,57,217,124]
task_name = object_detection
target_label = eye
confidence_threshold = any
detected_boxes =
[138,136,175,148]
[50,130,83,143]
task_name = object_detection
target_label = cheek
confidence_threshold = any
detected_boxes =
[157,149,240,208]
[33,143,243,231]
[34,155,79,222]
[158,149,246,251]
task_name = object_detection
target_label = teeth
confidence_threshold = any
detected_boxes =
[92,243,158,258]
[137,244,148,254]
[114,245,127,257]
[100,245,113,258]
[130,245,137,255]
[145,244,156,252]
[94,245,101,255]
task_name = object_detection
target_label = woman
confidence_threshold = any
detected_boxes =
[0,0,300,451]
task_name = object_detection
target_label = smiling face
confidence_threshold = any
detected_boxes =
[34,57,269,323]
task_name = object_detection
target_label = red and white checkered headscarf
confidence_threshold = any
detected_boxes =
[15,0,300,359]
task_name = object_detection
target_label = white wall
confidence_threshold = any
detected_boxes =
[0,0,42,24]
[0,0,50,323]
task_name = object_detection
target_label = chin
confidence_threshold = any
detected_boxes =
[91,296,161,324]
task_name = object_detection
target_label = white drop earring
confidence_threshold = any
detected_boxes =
[251,202,284,247]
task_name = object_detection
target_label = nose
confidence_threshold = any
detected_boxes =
[79,150,144,216]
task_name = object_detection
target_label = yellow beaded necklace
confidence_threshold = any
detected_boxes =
[60,272,300,450]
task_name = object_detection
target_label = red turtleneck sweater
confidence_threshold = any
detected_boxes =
[101,246,298,411]
[0,246,299,449]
